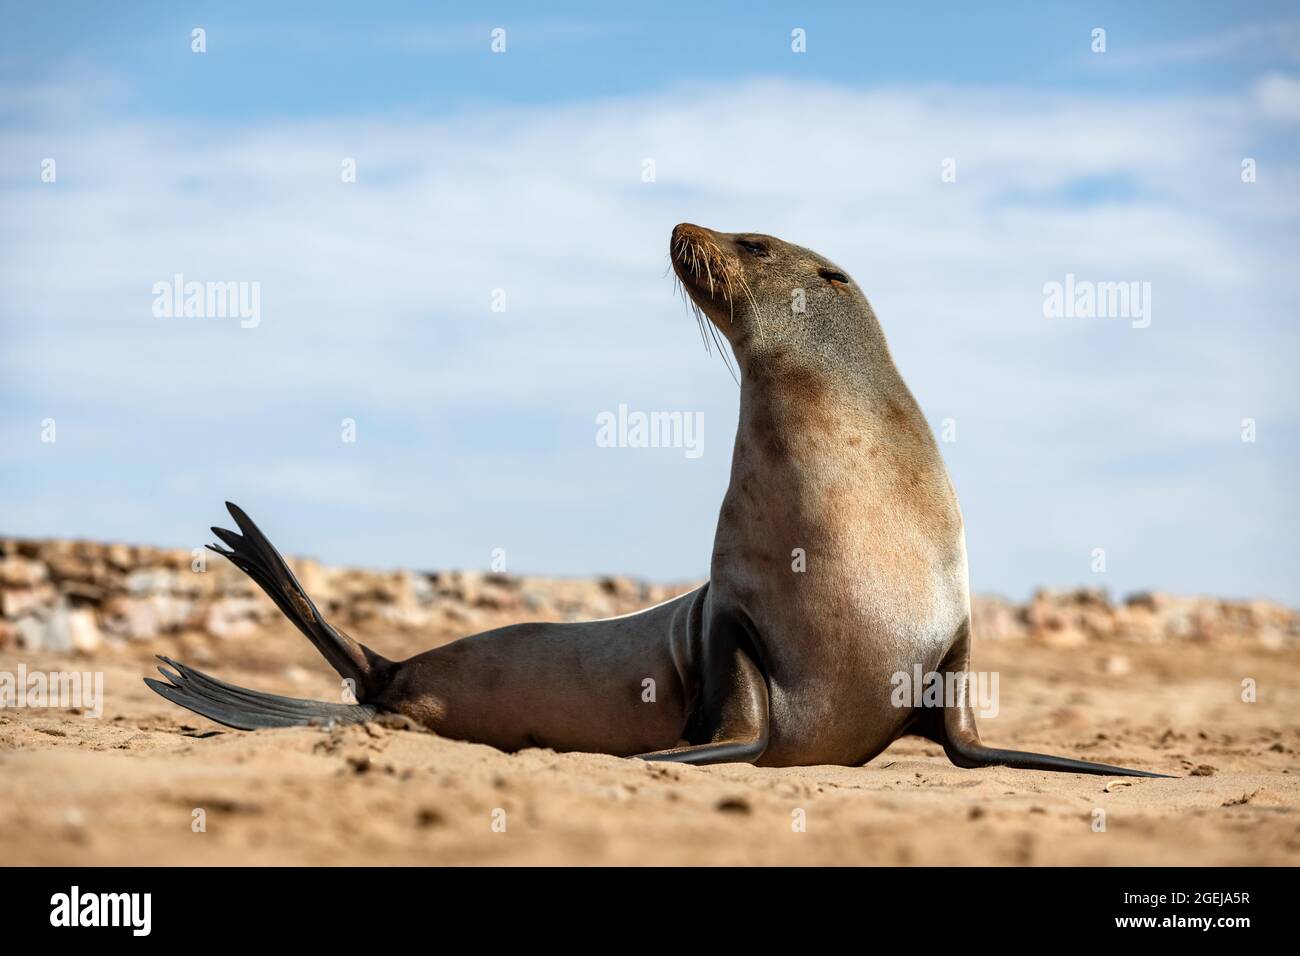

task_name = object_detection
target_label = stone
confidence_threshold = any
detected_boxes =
[2,582,55,619]
[1,557,48,587]
[204,597,262,639]
[67,608,102,652]
[42,600,75,651]
[0,536,1294,652]
[13,616,45,650]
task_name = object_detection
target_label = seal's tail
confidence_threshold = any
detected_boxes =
[144,501,391,730]
[146,656,377,730]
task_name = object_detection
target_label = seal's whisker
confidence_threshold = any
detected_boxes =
[671,232,737,380]
[711,322,739,384]
[689,297,711,354]
[674,271,712,355]
[703,238,736,304]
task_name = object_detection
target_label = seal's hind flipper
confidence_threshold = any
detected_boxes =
[929,624,1175,779]
[939,726,1174,778]
[145,656,376,731]
[207,502,389,695]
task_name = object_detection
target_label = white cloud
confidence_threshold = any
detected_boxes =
[1,77,1296,599]
[1254,72,1300,121]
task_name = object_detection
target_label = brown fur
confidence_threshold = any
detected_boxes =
[156,224,1164,778]
[375,223,970,766]
[669,223,969,765]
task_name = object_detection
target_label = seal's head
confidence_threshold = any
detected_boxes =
[670,223,885,375]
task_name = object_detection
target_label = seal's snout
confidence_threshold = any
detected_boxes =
[670,222,741,306]
[671,222,706,245]
[670,222,709,266]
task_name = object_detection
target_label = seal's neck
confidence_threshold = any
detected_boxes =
[732,349,942,490]
[738,344,914,424]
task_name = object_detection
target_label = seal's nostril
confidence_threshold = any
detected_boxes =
[673,222,704,244]
[671,224,700,261]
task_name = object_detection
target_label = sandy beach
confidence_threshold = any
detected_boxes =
[2,603,1296,866]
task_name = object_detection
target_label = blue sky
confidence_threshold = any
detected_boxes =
[2,2,1298,603]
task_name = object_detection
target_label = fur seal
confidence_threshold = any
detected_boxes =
[146,223,1168,778]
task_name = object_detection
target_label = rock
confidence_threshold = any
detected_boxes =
[2,582,55,619]
[1,557,48,587]
[115,594,193,638]
[120,598,167,640]
[599,576,638,599]
[13,616,45,649]
[1034,629,1086,650]
[1125,590,1162,611]
[42,600,75,651]
[67,608,102,652]
[455,570,485,606]
[290,558,330,602]
[971,595,1025,640]
[378,604,432,628]
[440,603,483,629]
[204,598,262,639]
[105,543,134,571]
[391,569,433,608]
[520,589,551,613]
[1103,655,1131,676]
[474,581,518,611]
[126,568,175,596]
[1258,628,1286,651]
[0,536,1294,651]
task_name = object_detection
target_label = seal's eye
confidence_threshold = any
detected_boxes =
[819,269,850,284]
[737,239,767,255]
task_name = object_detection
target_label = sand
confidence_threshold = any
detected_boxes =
[1,621,1297,866]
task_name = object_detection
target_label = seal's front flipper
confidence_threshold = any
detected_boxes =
[927,624,1175,779]
[635,638,769,765]
[145,656,376,731]
[634,736,767,765]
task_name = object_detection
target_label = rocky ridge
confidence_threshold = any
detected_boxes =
[1,537,1295,653]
